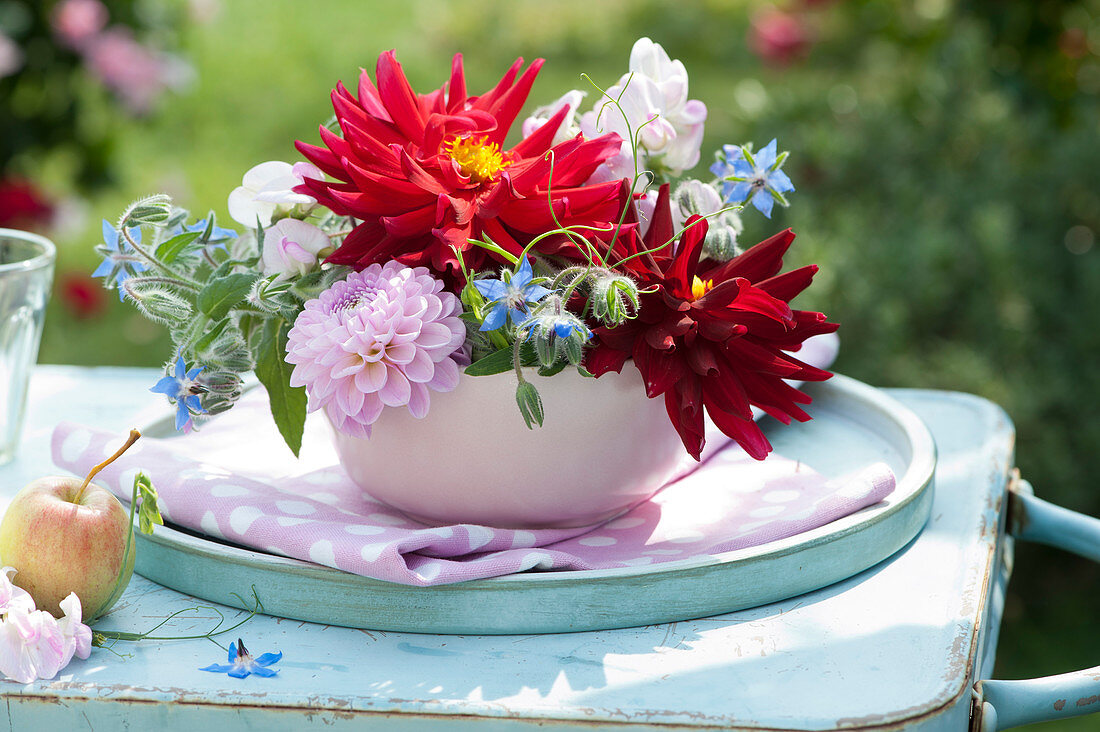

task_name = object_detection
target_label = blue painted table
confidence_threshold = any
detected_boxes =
[0,366,1095,730]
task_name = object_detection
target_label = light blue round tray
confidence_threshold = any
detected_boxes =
[133,374,935,634]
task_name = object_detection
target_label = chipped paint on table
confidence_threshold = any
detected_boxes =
[0,368,1014,730]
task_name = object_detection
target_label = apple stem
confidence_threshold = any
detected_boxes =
[75,429,142,504]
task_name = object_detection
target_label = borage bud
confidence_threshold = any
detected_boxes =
[122,279,192,325]
[197,327,251,373]
[196,371,244,415]
[521,297,592,368]
[120,194,173,227]
[247,276,298,316]
[590,273,640,326]
[514,380,544,429]
[673,179,743,262]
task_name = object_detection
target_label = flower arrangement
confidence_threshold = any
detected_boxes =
[96,38,835,465]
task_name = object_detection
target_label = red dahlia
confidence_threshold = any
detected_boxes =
[586,186,838,460]
[295,51,624,277]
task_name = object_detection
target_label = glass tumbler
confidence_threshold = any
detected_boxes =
[0,229,55,465]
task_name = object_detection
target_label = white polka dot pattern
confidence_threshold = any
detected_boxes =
[47,383,896,587]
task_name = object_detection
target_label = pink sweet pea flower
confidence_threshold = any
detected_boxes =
[0,568,92,684]
[57,594,93,669]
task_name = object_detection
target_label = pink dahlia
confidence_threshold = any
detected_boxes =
[285,262,466,438]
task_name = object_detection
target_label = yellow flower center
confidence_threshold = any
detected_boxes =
[691,275,713,300]
[445,135,510,183]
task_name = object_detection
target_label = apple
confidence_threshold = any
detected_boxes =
[0,431,140,619]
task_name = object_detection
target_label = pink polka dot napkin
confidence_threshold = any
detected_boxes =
[50,420,894,587]
[49,334,896,586]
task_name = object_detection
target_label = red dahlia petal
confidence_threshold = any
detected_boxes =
[510,105,569,158]
[705,228,795,284]
[666,214,708,296]
[632,342,687,398]
[693,277,745,309]
[481,58,544,146]
[383,205,438,237]
[375,50,426,146]
[756,264,818,301]
[702,368,753,420]
[584,345,630,376]
[642,184,674,255]
[704,396,773,460]
[295,139,346,180]
[332,89,403,147]
[446,54,467,113]
[666,379,705,461]
[399,150,449,195]
[355,69,391,121]
[473,57,524,111]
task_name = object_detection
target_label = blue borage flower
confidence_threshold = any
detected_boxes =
[710,138,794,219]
[200,638,281,679]
[472,255,551,331]
[150,351,207,431]
[520,304,592,368]
[92,220,149,301]
[175,218,239,250]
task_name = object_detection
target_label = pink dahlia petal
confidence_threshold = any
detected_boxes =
[384,342,416,365]
[403,348,435,383]
[407,382,431,419]
[285,261,466,432]
[379,367,412,407]
[416,322,454,349]
[427,356,460,391]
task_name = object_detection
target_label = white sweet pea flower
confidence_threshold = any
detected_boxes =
[260,218,331,280]
[227,161,324,228]
[522,89,586,146]
[583,38,707,185]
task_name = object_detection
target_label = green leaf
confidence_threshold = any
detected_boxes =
[197,273,257,320]
[465,342,538,376]
[538,361,567,377]
[155,231,202,264]
[193,318,232,354]
[254,318,306,457]
[465,347,514,376]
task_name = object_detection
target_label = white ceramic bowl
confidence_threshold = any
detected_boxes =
[328,367,690,529]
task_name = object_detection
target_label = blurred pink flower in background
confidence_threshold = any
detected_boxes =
[0,32,22,79]
[750,8,813,66]
[83,28,189,115]
[51,0,109,50]
[48,0,192,115]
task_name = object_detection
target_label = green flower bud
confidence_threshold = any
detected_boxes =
[120,194,173,227]
[590,274,639,326]
[515,380,544,429]
[122,279,192,325]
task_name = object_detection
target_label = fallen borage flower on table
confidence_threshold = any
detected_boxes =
[200,638,282,679]
[96,36,831,462]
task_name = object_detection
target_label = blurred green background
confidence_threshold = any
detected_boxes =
[5,0,1100,727]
